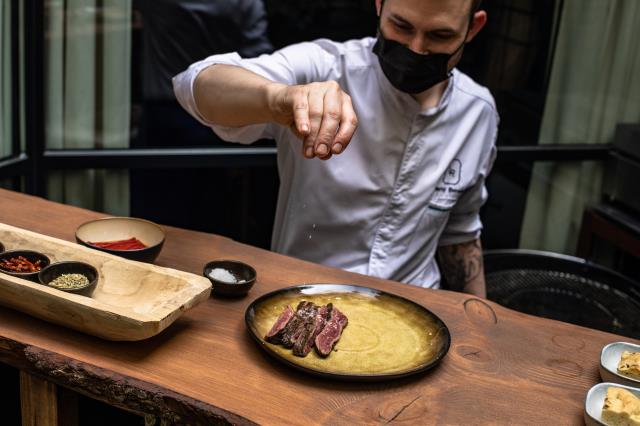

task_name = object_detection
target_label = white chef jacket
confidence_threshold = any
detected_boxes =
[173,37,498,289]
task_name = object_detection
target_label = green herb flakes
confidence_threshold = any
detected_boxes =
[49,273,90,289]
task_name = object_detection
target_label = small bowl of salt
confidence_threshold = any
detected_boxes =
[203,259,256,297]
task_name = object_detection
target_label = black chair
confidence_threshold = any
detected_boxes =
[484,249,640,339]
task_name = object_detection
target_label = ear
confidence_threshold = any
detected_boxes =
[466,10,487,42]
[375,0,382,17]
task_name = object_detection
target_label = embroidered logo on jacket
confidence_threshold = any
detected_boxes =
[428,159,464,211]
[443,159,461,185]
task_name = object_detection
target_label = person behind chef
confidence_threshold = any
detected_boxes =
[173,0,497,297]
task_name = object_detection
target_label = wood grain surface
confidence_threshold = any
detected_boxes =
[0,188,638,425]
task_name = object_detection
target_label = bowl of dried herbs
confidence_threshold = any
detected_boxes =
[39,261,98,296]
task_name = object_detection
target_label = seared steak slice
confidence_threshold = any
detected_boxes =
[280,301,317,348]
[285,303,318,349]
[315,307,348,357]
[278,302,305,345]
[293,303,333,357]
[276,301,309,346]
[264,305,295,344]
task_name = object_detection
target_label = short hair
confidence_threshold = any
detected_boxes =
[468,0,482,26]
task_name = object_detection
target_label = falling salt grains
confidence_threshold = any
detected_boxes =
[308,223,317,240]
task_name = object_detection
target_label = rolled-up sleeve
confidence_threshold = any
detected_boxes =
[172,41,338,144]
[439,108,499,246]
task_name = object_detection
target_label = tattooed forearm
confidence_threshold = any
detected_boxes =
[437,239,486,297]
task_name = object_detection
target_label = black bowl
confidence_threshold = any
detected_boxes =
[75,217,165,263]
[0,241,4,253]
[39,261,98,296]
[0,250,51,282]
[203,260,256,297]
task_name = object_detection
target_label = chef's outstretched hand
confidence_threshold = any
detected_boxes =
[268,81,358,160]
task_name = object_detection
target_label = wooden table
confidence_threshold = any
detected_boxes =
[0,188,637,425]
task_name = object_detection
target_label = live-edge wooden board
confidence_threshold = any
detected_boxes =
[0,222,211,340]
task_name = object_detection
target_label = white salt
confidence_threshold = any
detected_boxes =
[208,268,237,284]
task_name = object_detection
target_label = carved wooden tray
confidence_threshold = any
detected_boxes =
[0,222,211,341]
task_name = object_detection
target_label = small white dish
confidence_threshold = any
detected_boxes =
[584,382,640,426]
[600,342,640,387]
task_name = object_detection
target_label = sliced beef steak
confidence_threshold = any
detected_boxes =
[263,300,348,359]
[276,301,310,346]
[292,303,333,357]
[315,307,348,357]
[280,301,318,348]
[264,305,295,344]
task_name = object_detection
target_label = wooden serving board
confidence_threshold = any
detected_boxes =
[0,222,211,341]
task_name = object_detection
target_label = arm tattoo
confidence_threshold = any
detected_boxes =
[437,239,485,295]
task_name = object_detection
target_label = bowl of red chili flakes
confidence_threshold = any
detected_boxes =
[0,250,51,281]
[75,217,165,263]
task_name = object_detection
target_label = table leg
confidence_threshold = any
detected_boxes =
[20,371,58,426]
[19,371,79,426]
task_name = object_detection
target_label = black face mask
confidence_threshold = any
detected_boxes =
[372,13,468,94]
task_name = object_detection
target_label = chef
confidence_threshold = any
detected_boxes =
[173,0,496,297]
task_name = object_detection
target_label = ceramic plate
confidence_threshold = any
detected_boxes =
[245,284,450,381]
[584,382,640,426]
[600,342,640,387]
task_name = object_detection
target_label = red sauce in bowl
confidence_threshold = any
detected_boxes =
[88,237,147,250]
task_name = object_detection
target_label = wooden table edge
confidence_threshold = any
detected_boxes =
[1,335,256,426]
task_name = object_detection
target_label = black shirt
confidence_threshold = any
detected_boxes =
[134,0,273,100]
